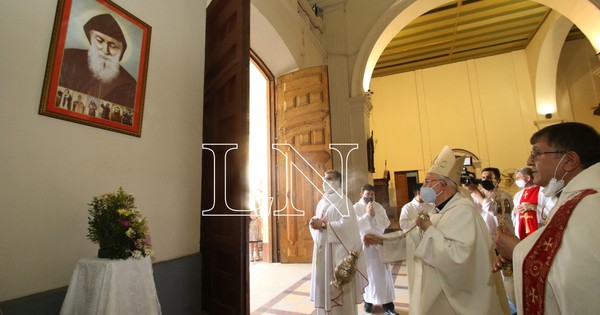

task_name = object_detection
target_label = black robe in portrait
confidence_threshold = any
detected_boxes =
[59,48,137,108]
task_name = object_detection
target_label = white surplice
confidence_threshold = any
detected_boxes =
[513,162,600,315]
[310,189,368,315]
[354,199,394,305]
[399,197,424,232]
[381,193,510,315]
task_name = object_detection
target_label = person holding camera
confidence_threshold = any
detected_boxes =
[462,167,514,238]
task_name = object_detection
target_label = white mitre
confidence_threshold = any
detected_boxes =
[428,145,465,186]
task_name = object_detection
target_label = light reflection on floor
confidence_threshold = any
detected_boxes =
[250,260,409,315]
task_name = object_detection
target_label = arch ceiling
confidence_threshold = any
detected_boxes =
[373,0,585,77]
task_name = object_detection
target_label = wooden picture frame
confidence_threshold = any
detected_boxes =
[39,0,151,137]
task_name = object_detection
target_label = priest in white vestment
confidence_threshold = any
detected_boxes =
[354,184,397,315]
[399,183,425,232]
[310,170,368,315]
[398,183,428,298]
[494,122,600,315]
[365,146,510,315]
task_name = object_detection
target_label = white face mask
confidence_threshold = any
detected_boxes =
[322,180,337,194]
[542,154,568,197]
[420,181,442,204]
[515,179,526,188]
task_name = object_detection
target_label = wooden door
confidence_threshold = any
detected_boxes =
[275,66,332,263]
[201,0,249,314]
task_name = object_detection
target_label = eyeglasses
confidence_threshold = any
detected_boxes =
[423,179,441,184]
[529,151,566,159]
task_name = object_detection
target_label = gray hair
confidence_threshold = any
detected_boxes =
[431,174,458,193]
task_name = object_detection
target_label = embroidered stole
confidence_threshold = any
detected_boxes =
[518,186,541,239]
[522,189,597,314]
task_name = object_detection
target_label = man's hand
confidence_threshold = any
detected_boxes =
[494,229,520,260]
[309,217,326,230]
[363,233,383,246]
[366,202,375,216]
[492,254,510,273]
[462,182,478,193]
[416,212,432,231]
[514,202,536,214]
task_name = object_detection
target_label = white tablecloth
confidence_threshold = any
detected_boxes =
[60,256,162,315]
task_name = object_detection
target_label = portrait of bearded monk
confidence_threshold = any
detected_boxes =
[59,13,136,108]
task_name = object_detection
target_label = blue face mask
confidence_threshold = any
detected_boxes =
[420,181,442,204]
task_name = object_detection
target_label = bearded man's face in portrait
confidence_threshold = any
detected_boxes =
[87,30,123,84]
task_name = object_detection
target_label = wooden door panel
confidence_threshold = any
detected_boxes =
[201,0,249,314]
[275,66,332,263]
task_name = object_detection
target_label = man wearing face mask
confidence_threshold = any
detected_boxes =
[364,146,510,315]
[398,183,428,299]
[511,167,555,239]
[463,167,514,238]
[353,184,397,315]
[399,183,425,232]
[494,122,600,315]
[309,170,368,315]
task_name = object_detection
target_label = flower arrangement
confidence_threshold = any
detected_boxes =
[87,187,153,259]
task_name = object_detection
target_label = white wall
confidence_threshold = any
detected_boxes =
[0,0,205,301]
[251,0,326,75]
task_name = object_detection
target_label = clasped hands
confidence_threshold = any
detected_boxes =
[309,217,326,230]
[416,211,432,231]
[366,201,375,216]
[513,202,536,214]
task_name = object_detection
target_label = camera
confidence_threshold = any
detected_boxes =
[460,167,481,185]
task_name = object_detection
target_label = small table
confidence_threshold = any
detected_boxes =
[60,256,162,315]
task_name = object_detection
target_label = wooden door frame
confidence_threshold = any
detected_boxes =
[250,49,277,262]
[201,0,250,313]
[394,170,419,221]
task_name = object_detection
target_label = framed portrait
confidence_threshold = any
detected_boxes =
[39,0,151,137]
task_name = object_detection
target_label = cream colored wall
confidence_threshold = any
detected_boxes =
[0,0,205,301]
[557,38,600,130]
[252,0,327,73]
[370,51,539,206]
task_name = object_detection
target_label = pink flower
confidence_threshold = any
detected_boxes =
[117,219,129,228]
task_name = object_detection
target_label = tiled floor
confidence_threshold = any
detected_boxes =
[250,260,409,315]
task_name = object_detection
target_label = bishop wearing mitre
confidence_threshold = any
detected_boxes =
[364,146,510,315]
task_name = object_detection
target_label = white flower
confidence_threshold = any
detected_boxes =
[132,250,142,259]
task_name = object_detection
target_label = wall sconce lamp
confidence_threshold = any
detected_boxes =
[545,113,553,119]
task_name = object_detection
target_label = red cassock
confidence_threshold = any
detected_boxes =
[518,186,541,239]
